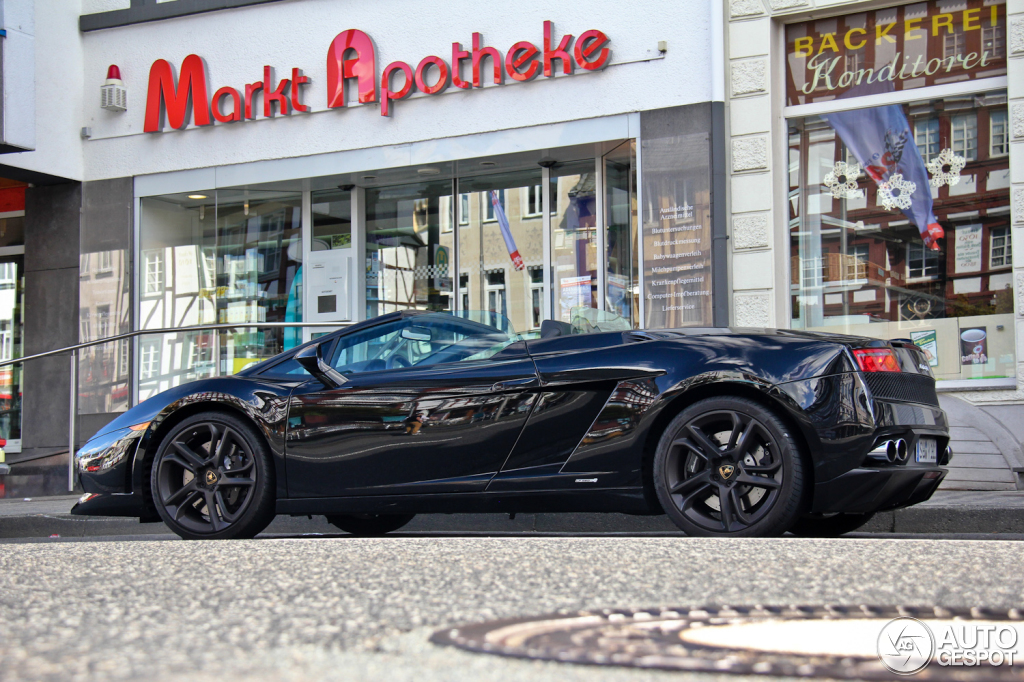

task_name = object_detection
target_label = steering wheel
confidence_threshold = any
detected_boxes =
[386,355,410,370]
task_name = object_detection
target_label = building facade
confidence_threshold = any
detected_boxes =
[0,0,1020,495]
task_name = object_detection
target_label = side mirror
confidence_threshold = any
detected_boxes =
[294,343,348,389]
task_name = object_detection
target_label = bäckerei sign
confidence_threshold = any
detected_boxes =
[144,22,610,132]
[785,0,1006,106]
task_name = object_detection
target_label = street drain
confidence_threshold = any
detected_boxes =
[431,605,1024,680]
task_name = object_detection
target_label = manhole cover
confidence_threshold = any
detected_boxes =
[431,605,1024,680]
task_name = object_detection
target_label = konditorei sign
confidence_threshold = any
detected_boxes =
[144,21,610,132]
[785,0,1006,107]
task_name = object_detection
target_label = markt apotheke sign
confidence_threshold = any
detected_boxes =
[143,21,610,132]
[786,0,1006,107]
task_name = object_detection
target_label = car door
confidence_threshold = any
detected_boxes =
[285,315,538,498]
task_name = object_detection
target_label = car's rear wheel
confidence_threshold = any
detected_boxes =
[789,513,876,537]
[325,514,415,535]
[151,412,276,540]
[653,397,805,537]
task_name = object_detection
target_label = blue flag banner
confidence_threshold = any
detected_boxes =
[824,104,944,250]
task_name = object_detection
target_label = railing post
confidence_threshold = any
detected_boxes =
[68,351,77,493]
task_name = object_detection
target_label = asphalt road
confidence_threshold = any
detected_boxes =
[3,535,1024,682]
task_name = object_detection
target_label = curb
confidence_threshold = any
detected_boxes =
[1,507,1023,538]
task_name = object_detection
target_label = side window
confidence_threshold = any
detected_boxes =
[329,317,518,374]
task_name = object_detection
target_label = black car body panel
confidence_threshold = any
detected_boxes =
[72,312,948,525]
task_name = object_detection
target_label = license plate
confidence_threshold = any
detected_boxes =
[916,438,937,464]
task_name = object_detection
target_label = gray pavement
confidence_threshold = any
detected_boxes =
[6,489,1024,538]
[2,536,1024,682]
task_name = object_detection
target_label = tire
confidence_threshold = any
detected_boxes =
[653,397,806,537]
[789,513,876,537]
[325,514,416,536]
[150,412,276,540]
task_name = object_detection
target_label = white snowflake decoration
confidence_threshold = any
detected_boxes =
[877,173,916,211]
[926,148,966,187]
[822,161,862,199]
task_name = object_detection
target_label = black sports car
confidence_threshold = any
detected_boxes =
[73,310,950,539]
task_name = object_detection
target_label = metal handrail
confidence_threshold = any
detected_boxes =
[0,321,351,369]
[0,321,352,492]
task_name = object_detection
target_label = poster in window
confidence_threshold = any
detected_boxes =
[909,329,938,367]
[954,224,983,273]
[640,105,714,328]
[959,326,988,365]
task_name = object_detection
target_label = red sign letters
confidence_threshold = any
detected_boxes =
[144,21,610,132]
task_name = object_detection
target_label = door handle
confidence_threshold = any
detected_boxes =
[492,377,537,392]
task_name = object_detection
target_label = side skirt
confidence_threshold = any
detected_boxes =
[276,488,653,516]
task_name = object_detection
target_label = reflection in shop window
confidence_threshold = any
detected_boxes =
[914,119,940,162]
[789,90,1013,382]
[943,29,965,58]
[484,190,504,222]
[983,25,1006,58]
[0,321,11,361]
[907,241,941,280]
[486,270,506,314]
[140,341,159,380]
[529,267,543,329]
[990,227,1011,268]
[990,110,1009,157]
[459,194,470,226]
[523,185,544,218]
[847,244,869,280]
[143,250,164,295]
[951,114,978,162]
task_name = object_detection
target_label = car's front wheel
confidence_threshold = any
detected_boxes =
[653,397,805,537]
[151,412,276,540]
[325,514,415,535]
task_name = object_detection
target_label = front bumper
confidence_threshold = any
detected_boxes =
[812,465,946,514]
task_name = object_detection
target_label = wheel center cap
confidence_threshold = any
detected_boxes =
[205,470,219,486]
[717,464,736,481]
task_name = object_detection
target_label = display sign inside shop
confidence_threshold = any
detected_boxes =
[144,22,610,132]
[785,0,1006,107]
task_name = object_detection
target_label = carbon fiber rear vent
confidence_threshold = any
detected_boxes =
[863,372,939,407]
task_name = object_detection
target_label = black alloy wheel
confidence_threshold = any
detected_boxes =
[151,412,275,540]
[325,513,416,536]
[789,512,876,537]
[654,397,805,537]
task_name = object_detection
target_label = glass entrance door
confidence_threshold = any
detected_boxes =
[0,255,23,452]
[457,170,544,336]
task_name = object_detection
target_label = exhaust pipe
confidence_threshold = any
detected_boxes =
[867,439,908,464]
[893,439,909,463]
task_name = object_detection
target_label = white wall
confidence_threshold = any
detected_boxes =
[1,0,84,180]
[78,0,714,180]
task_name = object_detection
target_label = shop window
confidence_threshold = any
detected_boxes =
[914,119,940,163]
[142,249,164,295]
[788,90,1013,382]
[983,25,1006,59]
[138,190,301,401]
[990,227,1011,268]
[311,189,351,250]
[365,180,454,317]
[951,114,978,162]
[990,110,1009,157]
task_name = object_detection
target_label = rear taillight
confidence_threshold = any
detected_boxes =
[853,348,901,372]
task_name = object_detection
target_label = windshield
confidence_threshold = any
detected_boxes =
[329,311,521,375]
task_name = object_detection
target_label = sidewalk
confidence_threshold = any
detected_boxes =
[2,490,1024,538]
